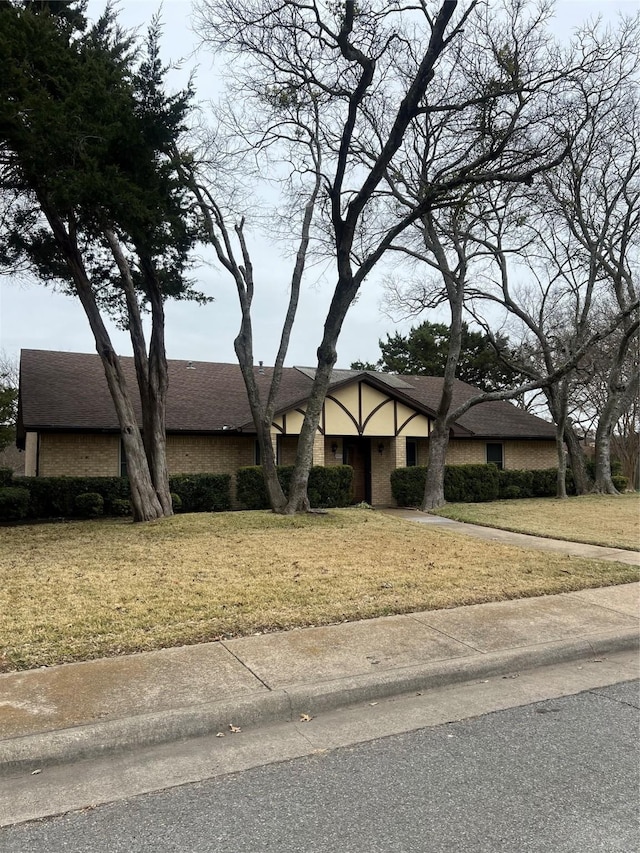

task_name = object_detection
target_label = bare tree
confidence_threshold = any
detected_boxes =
[379,9,640,506]
[194,0,624,512]
[545,81,640,493]
[176,96,323,512]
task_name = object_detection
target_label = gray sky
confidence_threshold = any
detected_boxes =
[0,0,635,369]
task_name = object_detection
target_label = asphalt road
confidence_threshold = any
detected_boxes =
[3,680,638,853]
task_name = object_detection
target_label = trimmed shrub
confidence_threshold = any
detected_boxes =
[18,474,229,519]
[444,464,499,502]
[235,466,270,510]
[0,486,30,521]
[168,474,231,513]
[236,465,353,510]
[74,492,104,518]
[498,469,535,499]
[0,468,13,487]
[24,476,130,519]
[391,464,499,506]
[390,466,425,508]
[170,492,182,512]
[308,465,353,508]
[612,474,629,492]
[530,468,560,497]
[111,498,132,517]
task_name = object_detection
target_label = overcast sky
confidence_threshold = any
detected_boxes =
[0,0,636,370]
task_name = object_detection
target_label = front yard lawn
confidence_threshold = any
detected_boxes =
[1,508,637,672]
[433,493,640,550]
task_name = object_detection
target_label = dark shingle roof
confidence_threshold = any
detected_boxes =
[18,349,555,441]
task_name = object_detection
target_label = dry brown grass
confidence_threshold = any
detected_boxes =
[434,493,640,550]
[1,508,637,671]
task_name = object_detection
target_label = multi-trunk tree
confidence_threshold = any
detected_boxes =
[0,2,199,520]
[372,9,639,506]
[194,0,624,512]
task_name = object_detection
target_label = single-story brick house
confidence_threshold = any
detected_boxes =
[17,349,558,505]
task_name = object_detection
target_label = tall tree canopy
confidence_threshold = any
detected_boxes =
[0,0,199,520]
[352,322,522,392]
[193,0,613,513]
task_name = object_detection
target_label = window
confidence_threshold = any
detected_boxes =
[254,439,261,466]
[406,439,418,467]
[486,442,504,470]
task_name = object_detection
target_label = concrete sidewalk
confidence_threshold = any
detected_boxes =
[1,582,638,777]
[382,509,640,565]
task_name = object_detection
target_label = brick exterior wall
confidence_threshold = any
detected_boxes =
[446,439,556,470]
[370,437,406,506]
[32,430,557,509]
[166,434,254,476]
[277,436,298,466]
[324,436,343,466]
[38,433,120,477]
[167,434,255,509]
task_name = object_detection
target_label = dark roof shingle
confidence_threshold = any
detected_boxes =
[18,349,555,440]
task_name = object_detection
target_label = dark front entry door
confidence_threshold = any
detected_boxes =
[343,437,371,504]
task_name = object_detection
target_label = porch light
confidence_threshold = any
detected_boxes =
[378,442,385,454]
[331,441,338,454]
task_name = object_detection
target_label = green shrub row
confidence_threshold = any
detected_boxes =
[498,468,563,499]
[391,464,631,505]
[168,474,231,513]
[390,464,597,506]
[236,465,353,510]
[0,473,231,520]
[0,486,30,520]
[21,476,130,518]
[391,464,502,506]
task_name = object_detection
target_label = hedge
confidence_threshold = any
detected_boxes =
[169,474,231,513]
[74,492,104,518]
[236,465,353,510]
[22,476,130,519]
[0,486,30,521]
[0,472,230,519]
[391,464,571,506]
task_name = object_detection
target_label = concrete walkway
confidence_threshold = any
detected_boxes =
[382,509,640,565]
[1,577,638,777]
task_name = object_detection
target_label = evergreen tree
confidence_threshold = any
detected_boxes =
[352,321,523,392]
[0,1,199,520]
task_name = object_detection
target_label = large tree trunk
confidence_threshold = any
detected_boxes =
[593,393,620,494]
[234,334,288,513]
[284,248,359,514]
[420,226,465,511]
[78,301,164,522]
[45,211,164,521]
[564,421,590,495]
[256,422,287,512]
[422,419,449,509]
[284,354,333,514]
[555,420,568,499]
[543,382,569,498]
[106,233,173,516]
[592,338,638,494]
[144,272,173,515]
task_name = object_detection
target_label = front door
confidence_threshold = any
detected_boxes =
[343,437,371,504]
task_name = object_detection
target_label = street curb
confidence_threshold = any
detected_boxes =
[1,627,637,777]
